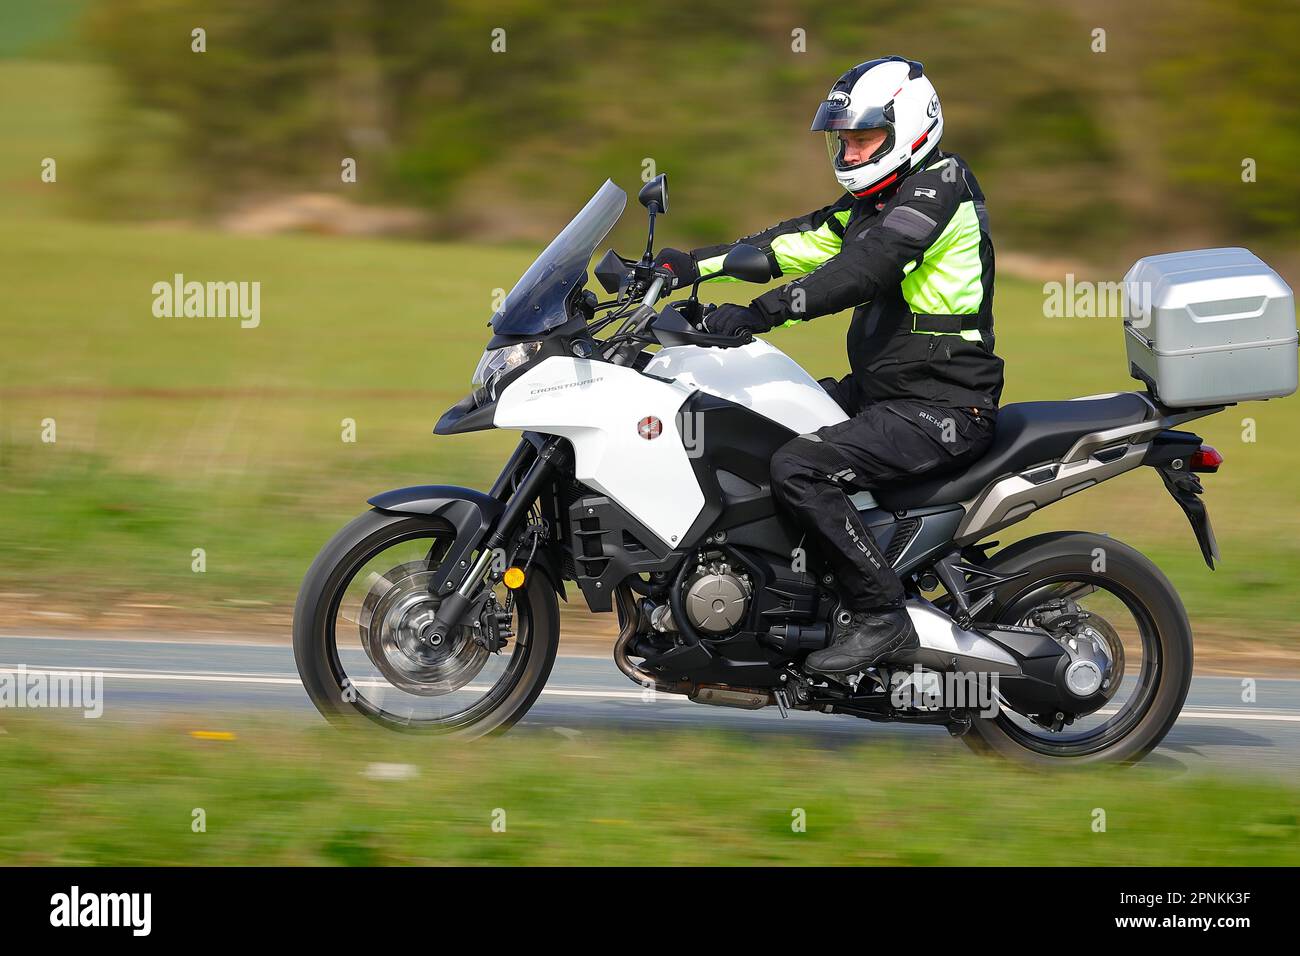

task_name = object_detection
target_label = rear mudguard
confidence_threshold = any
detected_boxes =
[1142,430,1220,570]
[367,485,566,599]
[1158,469,1220,570]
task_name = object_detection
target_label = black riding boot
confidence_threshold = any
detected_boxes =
[804,605,919,677]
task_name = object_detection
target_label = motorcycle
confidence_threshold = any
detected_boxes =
[293,174,1283,764]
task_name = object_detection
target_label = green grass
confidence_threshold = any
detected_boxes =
[1,210,1296,641]
[0,714,1296,865]
[0,58,1297,645]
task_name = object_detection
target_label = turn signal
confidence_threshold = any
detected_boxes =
[503,567,526,589]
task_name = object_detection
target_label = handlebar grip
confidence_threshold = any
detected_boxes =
[642,275,666,308]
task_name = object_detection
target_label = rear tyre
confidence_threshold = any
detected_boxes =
[958,531,1193,765]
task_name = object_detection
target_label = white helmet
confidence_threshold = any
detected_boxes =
[811,56,943,199]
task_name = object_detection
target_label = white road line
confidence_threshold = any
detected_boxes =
[0,634,613,660]
[1174,711,1300,722]
[1,665,302,686]
[0,665,662,702]
[2,664,1300,720]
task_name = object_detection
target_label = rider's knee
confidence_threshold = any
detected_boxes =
[770,435,822,490]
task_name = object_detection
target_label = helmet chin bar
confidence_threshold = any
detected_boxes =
[842,153,910,198]
[850,169,902,198]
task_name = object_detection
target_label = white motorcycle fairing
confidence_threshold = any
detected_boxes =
[492,340,849,547]
[494,356,704,545]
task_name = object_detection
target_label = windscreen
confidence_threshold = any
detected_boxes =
[490,179,627,335]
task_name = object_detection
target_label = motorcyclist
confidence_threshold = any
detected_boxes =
[653,56,1004,680]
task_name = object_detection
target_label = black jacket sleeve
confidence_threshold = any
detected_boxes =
[750,163,966,325]
[690,193,855,280]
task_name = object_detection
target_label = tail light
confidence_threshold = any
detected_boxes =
[1190,445,1223,473]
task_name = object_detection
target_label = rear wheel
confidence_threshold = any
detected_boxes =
[293,510,559,736]
[958,532,1193,765]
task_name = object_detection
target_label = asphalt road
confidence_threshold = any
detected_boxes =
[2,633,1298,774]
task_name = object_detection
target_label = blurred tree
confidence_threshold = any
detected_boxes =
[79,0,1300,258]
[1138,0,1300,236]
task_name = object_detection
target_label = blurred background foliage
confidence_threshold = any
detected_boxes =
[66,0,1300,263]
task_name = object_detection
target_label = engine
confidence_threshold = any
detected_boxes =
[682,558,752,634]
[644,555,753,637]
[640,549,821,647]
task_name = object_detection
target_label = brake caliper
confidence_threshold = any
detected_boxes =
[478,591,514,653]
[1029,597,1084,633]
[1030,598,1123,703]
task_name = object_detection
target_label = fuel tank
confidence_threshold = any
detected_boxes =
[642,338,849,435]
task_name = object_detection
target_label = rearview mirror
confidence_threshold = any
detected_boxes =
[718,243,771,283]
[638,174,668,214]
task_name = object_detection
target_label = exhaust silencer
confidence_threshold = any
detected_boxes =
[688,685,774,710]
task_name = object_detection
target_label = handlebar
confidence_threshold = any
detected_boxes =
[601,275,752,365]
[642,275,666,309]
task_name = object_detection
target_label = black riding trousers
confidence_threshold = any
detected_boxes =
[770,374,996,611]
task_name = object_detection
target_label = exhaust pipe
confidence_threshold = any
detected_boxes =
[611,585,777,710]
[612,585,695,697]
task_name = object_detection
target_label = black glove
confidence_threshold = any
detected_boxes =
[652,247,699,288]
[704,303,770,338]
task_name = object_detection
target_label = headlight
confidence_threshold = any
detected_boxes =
[471,341,544,402]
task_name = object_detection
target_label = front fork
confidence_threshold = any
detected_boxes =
[424,436,568,644]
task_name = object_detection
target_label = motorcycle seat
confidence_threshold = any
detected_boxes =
[874,393,1154,510]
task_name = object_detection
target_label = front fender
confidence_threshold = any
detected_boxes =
[368,484,501,521]
[367,485,566,601]
[368,486,502,595]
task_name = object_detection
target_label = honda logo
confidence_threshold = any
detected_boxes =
[637,416,662,440]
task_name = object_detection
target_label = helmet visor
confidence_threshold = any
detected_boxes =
[824,127,894,172]
[810,98,893,132]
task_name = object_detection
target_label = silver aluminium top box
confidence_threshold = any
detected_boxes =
[1123,247,1298,407]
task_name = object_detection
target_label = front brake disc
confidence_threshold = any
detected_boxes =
[357,561,489,697]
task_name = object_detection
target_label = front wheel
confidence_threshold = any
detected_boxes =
[959,531,1193,765]
[293,510,559,736]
